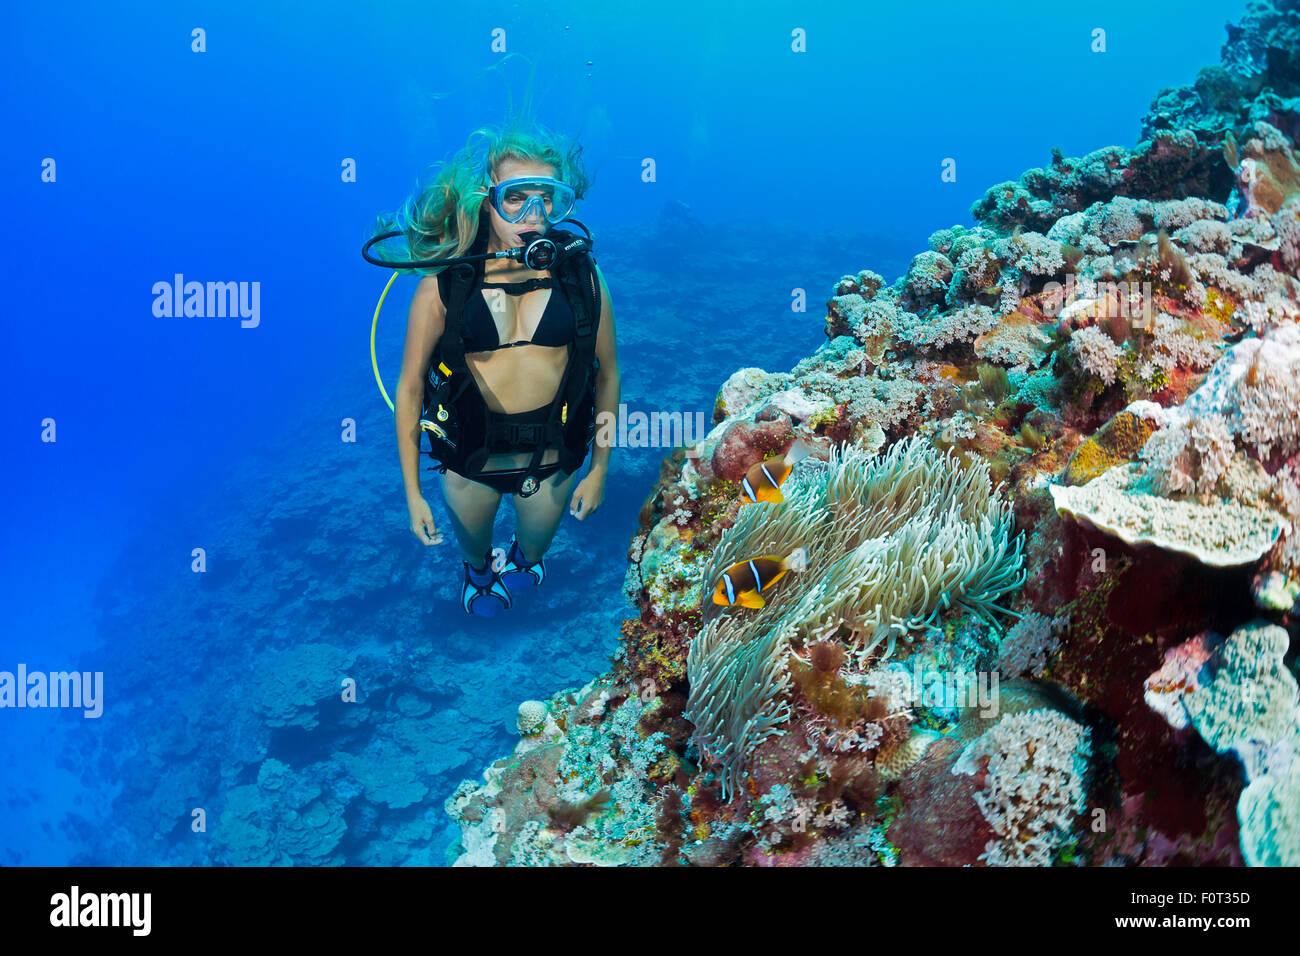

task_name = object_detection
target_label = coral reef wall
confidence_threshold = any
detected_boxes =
[447,0,1300,866]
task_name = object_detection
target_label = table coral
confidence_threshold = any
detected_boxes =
[214,777,345,866]
[334,747,428,810]
[1049,462,1287,566]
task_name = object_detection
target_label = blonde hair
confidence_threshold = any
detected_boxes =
[370,117,592,277]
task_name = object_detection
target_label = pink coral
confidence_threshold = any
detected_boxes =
[1143,631,1222,731]
[708,418,794,483]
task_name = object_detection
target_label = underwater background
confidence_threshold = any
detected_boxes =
[3,0,1297,866]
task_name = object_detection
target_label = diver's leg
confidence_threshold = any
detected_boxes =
[439,469,504,565]
[511,467,580,563]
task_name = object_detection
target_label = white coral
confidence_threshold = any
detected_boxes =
[906,304,1000,351]
[1146,312,1221,372]
[997,611,1068,678]
[1139,413,1235,497]
[516,700,548,736]
[1069,325,1123,385]
[954,709,1092,867]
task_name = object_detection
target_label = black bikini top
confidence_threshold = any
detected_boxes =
[439,272,576,353]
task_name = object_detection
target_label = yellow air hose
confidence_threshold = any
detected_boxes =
[370,272,401,412]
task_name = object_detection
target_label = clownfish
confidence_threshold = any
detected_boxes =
[739,438,815,505]
[711,547,808,609]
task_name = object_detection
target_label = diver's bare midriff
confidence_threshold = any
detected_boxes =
[465,261,567,470]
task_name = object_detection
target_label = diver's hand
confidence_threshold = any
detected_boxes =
[569,470,606,521]
[408,497,444,545]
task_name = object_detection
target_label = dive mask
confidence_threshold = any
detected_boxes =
[487,176,577,225]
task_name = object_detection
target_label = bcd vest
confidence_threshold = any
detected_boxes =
[420,226,601,493]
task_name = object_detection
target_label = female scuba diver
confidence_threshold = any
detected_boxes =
[390,127,620,618]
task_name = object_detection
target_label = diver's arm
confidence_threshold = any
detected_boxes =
[589,263,620,476]
[396,276,446,504]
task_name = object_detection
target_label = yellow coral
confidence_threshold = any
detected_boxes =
[1062,411,1156,485]
[1202,287,1237,325]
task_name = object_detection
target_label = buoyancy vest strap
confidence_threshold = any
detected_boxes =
[480,277,555,292]
[436,227,488,376]
[439,271,475,373]
[515,340,576,492]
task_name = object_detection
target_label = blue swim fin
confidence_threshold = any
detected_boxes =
[500,536,546,589]
[462,554,512,617]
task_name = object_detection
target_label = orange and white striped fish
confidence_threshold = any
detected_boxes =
[739,438,815,505]
[711,547,808,609]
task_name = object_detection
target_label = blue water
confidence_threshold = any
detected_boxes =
[0,0,1241,864]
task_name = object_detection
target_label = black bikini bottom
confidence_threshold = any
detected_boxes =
[456,463,565,494]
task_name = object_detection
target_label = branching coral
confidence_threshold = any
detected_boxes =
[1068,325,1124,385]
[1221,323,1300,459]
[1141,312,1224,374]
[1083,196,1151,245]
[953,708,1092,866]
[999,232,1066,276]
[904,251,955,302]
[950,244,1002,298]
[1131,321,1300,493]
[997,611,1069,678]
[974,313,1054,369]
[900,304,1001,352]
[685,437,1026,799]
